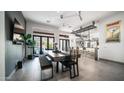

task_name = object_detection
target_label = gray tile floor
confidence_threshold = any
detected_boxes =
[7,54,124,81]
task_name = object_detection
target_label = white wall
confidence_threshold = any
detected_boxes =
[98,12,124,63]
[26,20,72,55]
[0,11,5,80]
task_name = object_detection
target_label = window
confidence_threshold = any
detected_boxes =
[33,36,41,55]
[59,39,70,51]
[33,35,54,54]
[42,37,48,50]
[49,37,54,49]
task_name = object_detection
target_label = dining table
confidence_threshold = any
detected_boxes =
[44,50,69,73]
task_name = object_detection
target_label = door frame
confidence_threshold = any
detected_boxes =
[33,35,55,54]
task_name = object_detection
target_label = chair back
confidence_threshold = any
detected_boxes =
[70,47,75,61]
[69,47,80,63]
[75,47,79,63]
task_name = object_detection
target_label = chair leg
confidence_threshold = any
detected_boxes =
[56,62,59,73]
[51,66,53,78]
[76,63,79,76]
[73,64,76,77]
[41,71,43,80]
[69,66,75,79]
[69,66,72,79]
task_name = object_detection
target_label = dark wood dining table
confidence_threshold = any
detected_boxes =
[44,50,69,73]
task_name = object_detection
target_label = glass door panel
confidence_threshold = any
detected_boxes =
[63,40,65,51]
[49,38,54,50]
[59,40,62,51]
[34,36,40,55]
[42,37,48,50]
[59,39,70,51]
[34,36,54,55]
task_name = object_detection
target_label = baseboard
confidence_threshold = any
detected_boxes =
[5,68,17,80]
[99,58,124,65]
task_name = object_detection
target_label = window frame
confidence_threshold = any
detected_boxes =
[59,39,70,51]
[33,35,55,54]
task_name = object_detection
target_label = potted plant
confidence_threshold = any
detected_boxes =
[21,34,36,59]
[27,38,36,59]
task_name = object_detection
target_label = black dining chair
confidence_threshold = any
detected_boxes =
[60,47,80,78]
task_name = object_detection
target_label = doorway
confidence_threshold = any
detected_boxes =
[33,35,54,55]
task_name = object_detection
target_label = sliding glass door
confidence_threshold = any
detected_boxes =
[33,35,54,55]
[33,36,41,55]
[59,39,70,51]
[42,37,48,50]
[49,37,54,50]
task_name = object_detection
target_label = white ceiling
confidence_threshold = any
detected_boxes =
[22,11,117,32]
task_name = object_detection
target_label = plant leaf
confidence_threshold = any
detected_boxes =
[26,34,32,39]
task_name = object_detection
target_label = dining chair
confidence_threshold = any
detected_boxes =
[39,55,53,80]
[61,47,80,78]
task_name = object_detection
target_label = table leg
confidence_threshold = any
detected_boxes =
[56,62,59,73]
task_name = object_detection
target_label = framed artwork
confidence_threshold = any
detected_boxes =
[106,20,121,42]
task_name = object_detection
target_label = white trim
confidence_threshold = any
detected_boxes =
[0,11,5,81]
[5,69,16,80]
